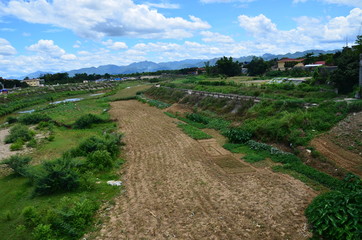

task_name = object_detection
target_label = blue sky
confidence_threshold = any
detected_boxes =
[0,0,361,78]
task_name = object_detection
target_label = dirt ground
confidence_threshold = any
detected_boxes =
[0,128,22,162]
[311,112,362,176]
[94,100,317,240]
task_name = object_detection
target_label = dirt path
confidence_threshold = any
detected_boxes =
[96,100,316,239]
[312,137,362,176]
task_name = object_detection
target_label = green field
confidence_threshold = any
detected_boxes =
[0,81,151,240]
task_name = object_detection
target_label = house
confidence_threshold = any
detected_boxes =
[277,58,305,70]
[23,78,44,87]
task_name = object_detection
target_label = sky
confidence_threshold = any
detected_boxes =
[0,0,361,78]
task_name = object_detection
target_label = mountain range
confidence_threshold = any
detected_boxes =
[17,49,339,79]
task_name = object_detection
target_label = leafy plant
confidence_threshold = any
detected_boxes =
[86,150,114,171]
[222,128,252,143]
[19,113,51,125]
[32,224,55,240]
[4,124,34,144]
[6,116,18,124]
[306,180,362,240]
[1,155,32,176]
[33,157,80,195]
[68,133,122,159]
[177,123,212,140]
[10,139,24,151]
[73,114,107,129]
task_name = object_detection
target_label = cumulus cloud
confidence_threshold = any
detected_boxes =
[26,39,77,60]
[0,0,210,39]
[102,39,128,50]
[200,31,234,43]
[238,8,362,52]
[0,38,17,55]
[293,0,362,7]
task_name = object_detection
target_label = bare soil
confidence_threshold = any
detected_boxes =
[311,112,362,176]
[94,100,317,240]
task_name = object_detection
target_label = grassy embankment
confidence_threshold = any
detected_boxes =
[0,82,149,240]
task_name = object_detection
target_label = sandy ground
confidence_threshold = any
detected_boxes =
[94,100,317,240]
[0,128,16,161]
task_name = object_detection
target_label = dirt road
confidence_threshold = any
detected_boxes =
[96,100,316,239]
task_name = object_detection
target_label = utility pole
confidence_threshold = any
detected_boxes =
[359,53,362,98]
[360,54,362,87]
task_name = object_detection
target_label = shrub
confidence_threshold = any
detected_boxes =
[26,139,37,148]
[10,139,24,151]
[33,158,80,195]
[47,197,98,238]
[73,114,106,129]
[19,113,51,125]
[186,113,210,125]
[306,189,362,240]
[86,150,114,171]
[4,124,34,144]
[22,206,41,227]
[1,155,32,176]
[32,224,55,240]
[223,128,252,143]
[69,133,122,159]
[6,116,18,124]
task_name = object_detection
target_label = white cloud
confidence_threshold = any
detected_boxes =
[200,31,234,43]
[0,38,17,55]
[26,39,78,61]
[0,28,15,32]
[27,40,66,58]
[102,39,128,50]
[293,0,362,7]
[73,40,81,48]
[237,8,362,53]
[143,2,180,9]
[0,0,210,40]
[200,0,255,3]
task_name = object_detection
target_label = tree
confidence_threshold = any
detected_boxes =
[303,52,316,65]
[214,56,242,77]
[331,42,360,93]
[247,57,268,76]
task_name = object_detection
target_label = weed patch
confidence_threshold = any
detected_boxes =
[177,123,212,140]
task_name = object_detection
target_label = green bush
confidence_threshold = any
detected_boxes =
[306,178,362,240]
[10,139,24,151]
[18,113,51,125]
[26,139,37,148]
[73,114,107,129]
[6,116,18,124]
[33,158,80,195]
[223,128,252,143]
[186,113,210,125]
[22,206,41,227]
[4,124,34,144]
[46,197,98,238]
[69,133,122,159]
[1,155,32,176]
[32,224,55,240]
[86,150,114,171]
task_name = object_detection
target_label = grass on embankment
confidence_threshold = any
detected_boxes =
[0,82,143,240]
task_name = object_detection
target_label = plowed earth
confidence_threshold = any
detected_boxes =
[95,100,316,240]
[311,112,362,176]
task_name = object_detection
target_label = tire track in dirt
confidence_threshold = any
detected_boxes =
[95,100,317,239]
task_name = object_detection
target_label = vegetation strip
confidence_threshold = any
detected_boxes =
[0,85,130,240]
